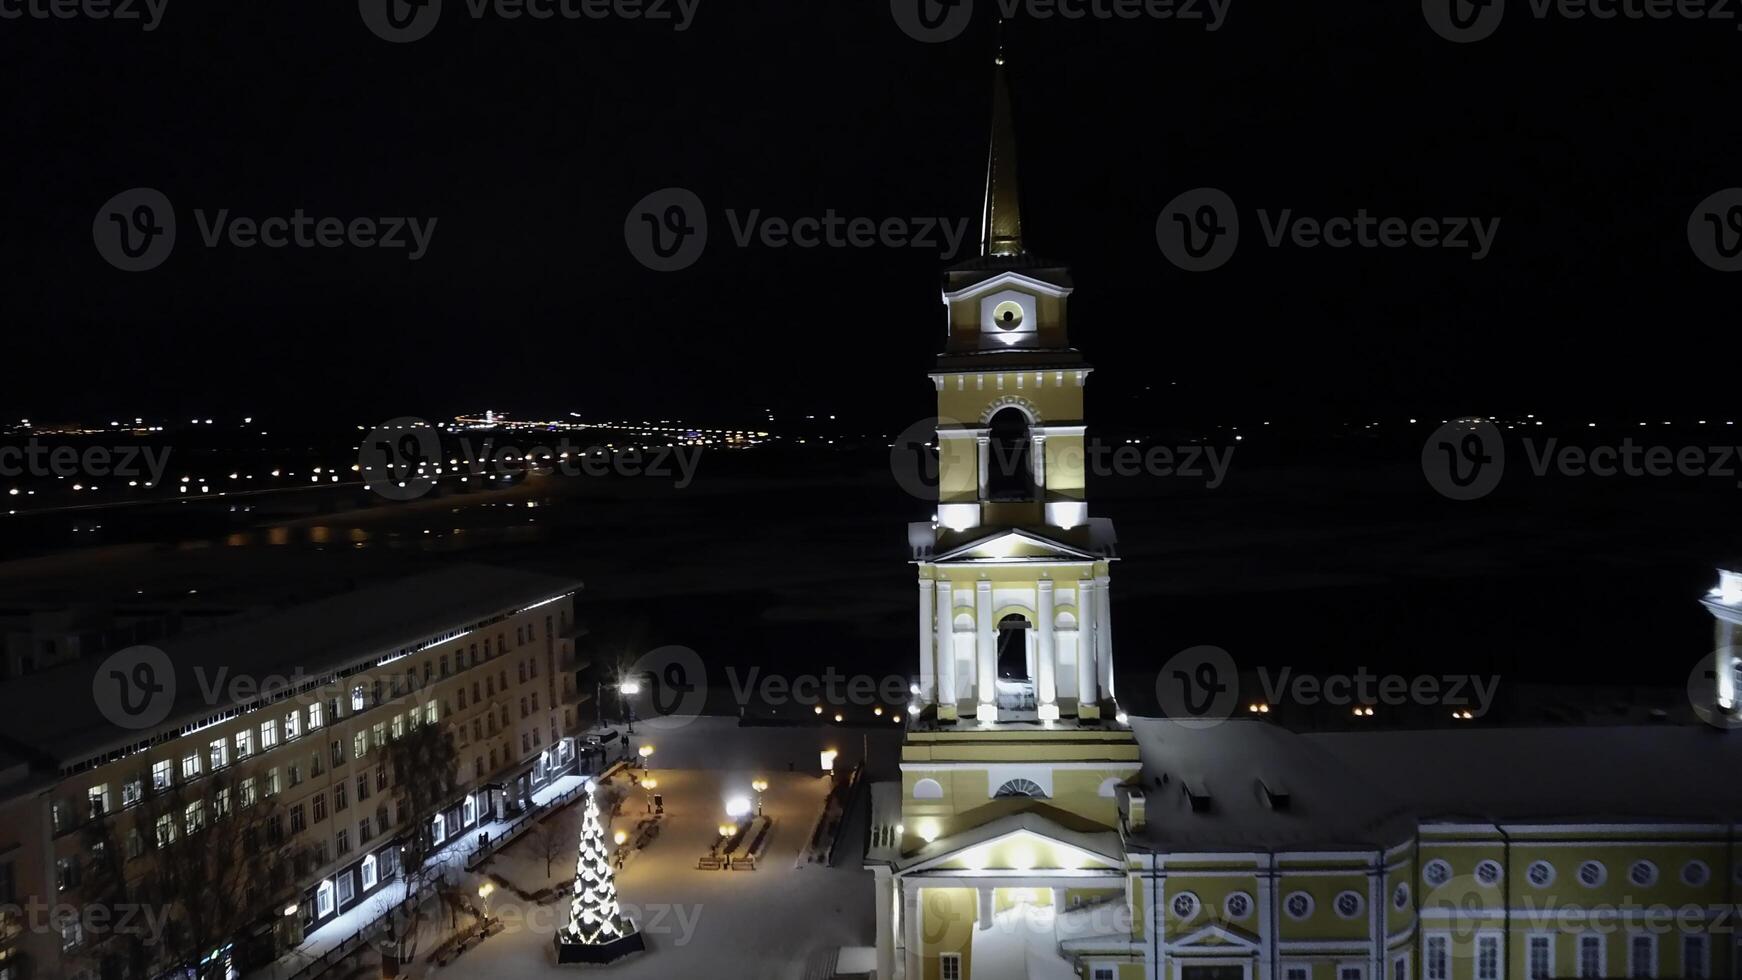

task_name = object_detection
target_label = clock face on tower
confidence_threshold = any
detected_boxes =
[993,300,1024,330]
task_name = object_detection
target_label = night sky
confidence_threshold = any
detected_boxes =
[2,1,1737,425]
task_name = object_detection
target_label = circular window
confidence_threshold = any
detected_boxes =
[1526,861,1556,887]
[1577,861,1607,888]
[1629,860,1659,887]
[1393,882,1411,910]
[1475,860,1504,886]
[1284,892,1315,920]
[1225,892,1253,920]
[1682,861,1711,887]
[1171,892,1201,920]
[1334,891,1364,919]
[1422,860,1452,888]
[992,301,1025,331]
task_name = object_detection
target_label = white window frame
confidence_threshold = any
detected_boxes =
[1091,967,1116,980]
[1628,931,1657,979]
[361,853,378,890]
[316,879,335,917]
[940,952,963,980]
[1682,933,1709,980]
[235,728,253,759]
[1528,932,1554,980]
[1283,966,1311,980]
[1578,932,1606,979]
[1425,933,1451,980]
[309,701,324,729]
[285,710,301,740]
[180,752,201,780]
[1338,964,1367,980]
[1476,931,1504,980]
[260,719,278,749]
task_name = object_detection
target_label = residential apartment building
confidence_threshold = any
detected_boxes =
[0,564,588,980]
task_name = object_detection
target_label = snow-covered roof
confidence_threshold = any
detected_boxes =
[1129,718,1742,853]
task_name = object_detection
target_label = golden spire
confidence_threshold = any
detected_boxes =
[981,22,1024,259]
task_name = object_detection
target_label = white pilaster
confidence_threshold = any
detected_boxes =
[903,883,921,980]
[917,579,935,706]
[876,867,895,980]
[1076,579,1099,718]
[1032,434,1047,491]
[936,581,956,718]
[1094,572,1115,699]
[1036,579,1058,720]
[978,885,995,930]
[976,436,990,500]
[976,580,997,722]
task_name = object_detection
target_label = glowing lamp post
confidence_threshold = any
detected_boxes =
[820,749,838,780]
[751,778,768,816]
[613,829,628,847]
[618,678,641,733]
[478,881,495,920]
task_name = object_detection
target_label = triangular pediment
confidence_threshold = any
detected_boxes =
[933,529,1097,564]
[941,269,1074,303]
[899,813,1125,876]
[1173,922,1261,950]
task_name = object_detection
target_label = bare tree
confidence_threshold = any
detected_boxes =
[527,804,579,881]
[380,716,459,962]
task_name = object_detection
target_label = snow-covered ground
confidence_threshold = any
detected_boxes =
[274,718,891,980]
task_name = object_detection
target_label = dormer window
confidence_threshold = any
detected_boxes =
[993,301,1024,330]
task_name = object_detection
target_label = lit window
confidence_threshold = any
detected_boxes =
[309,701,324,730]
[154,813,176,847]
[208,738,228,770]
[353,733,368,760]
[362,854,378,889]
[235,728,254,759]
[180,752,201,780]
[316,879,335,916]
[351,686,365,711]
[260,719,278,749]
[285,711,301,740]
[87,784,109,818]
[152,760,173,791]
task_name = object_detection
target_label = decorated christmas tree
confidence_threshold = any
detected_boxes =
[556,782,641,962]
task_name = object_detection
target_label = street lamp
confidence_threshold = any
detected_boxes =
[751,778,768,816]
[614,829,628,846]
[618,676,642,733]
[725,796,751,820]
[637,744,654,773]
[477,881,494,920]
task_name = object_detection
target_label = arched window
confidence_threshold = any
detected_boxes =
[913,778,944,800]
[985,407,1035,501]
[994,778,1046,799]
[996,614,1031,680]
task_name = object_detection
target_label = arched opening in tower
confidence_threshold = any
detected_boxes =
[996,613,1031,681]
[985,407,1036,501]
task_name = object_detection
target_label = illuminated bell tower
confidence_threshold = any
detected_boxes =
[908,42,1119,726]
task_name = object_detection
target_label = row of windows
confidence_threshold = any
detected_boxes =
[1422,931,1709,980]
[1424,858,1718,891]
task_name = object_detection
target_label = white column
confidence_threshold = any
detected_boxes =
[876,868,895,980]
[1036,580,1058,720]
[1256,863,1275,980]
[1032,433,1047,492]
[1095,573,1115,699]
[936,581,956,719]
[976,581,997,722]
[1716,616,1738,711]
[1052,887,1068,916]
[903,883,921,980]
[917,579,935,706]
[978,885,995,930]
[1076,579,1099,719]
[976,436,990,500]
